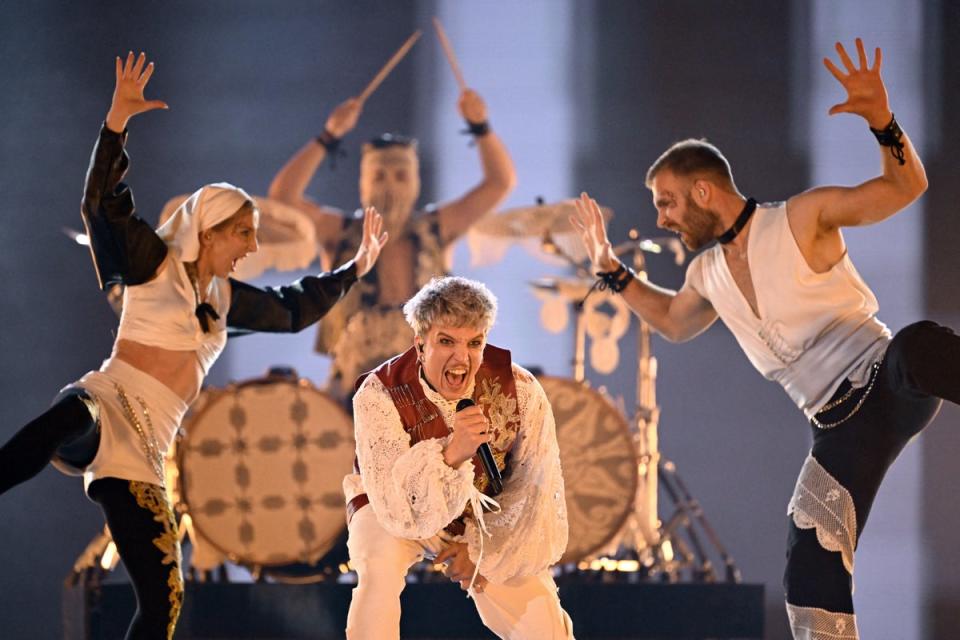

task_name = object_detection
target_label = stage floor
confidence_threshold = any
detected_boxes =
[64,578,764,639]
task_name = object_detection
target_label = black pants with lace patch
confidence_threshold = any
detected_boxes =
[783,321,957,614]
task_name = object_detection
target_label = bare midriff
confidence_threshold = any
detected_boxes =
[112,339,205,403]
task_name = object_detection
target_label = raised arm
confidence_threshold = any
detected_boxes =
[267,97,362,253]
[104,52,169,133]
[226,207,387,333]
[436,89,517,244]
[82,52,170,290]
[790,38,927,233]
[571,193,717,343]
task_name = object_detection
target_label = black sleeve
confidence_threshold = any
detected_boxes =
[226,261,359,334]
[80,124,168,290]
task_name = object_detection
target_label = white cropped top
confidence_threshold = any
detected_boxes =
[116,252,230,374]
[685,201,890,418]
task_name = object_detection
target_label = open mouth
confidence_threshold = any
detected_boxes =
[444,366,468,389]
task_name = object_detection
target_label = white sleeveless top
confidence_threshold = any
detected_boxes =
[685,201,890,418]
[116,252,230,374]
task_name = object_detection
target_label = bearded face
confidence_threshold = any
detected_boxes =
[359,146,421,234]
[678,194,722,250]
[650,171,722,251]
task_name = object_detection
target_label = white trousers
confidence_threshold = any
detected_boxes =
[345,505,574,639]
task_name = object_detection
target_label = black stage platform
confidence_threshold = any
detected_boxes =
[63,579,764,639]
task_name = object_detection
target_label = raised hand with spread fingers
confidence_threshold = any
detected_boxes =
[105,51,168,133]
[352,206,388,277]
[570,192,620,274]
[822,37,891,130]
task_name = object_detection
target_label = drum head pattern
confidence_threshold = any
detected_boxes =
[539,376,637,564]
[178,379,354,568]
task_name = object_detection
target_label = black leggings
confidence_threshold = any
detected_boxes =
[89,478,184,640]
[0,391,99,495]
[0,395,182,639]
[784,321,957,614]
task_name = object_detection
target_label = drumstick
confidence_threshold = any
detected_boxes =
[432,17,467,90]
[358,30,422,104]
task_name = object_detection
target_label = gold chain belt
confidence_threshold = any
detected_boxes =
[811,360,882,430]
[113,382,165,484]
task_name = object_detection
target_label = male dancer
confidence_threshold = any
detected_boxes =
[573,39,947,638]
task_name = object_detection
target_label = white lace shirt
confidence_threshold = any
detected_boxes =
[343,363,568,584]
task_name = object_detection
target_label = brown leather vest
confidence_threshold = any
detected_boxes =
[346,343,522,532]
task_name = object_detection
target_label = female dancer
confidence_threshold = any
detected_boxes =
[0,52,387,640]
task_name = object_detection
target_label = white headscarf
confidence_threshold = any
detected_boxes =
[156,182,255,261]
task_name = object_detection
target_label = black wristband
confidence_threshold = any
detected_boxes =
[461,120,490,138]
[596,261,634,294]
[869,113,905,166]
[315,129,347,170]
[315,129,342,152]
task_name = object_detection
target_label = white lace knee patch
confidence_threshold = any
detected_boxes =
[787,454,857,574]
[786,603,858,639]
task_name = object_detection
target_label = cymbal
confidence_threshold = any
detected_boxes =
[159,194,317,280]
[472,199,613,239]
[611,236,687,265]
[528,277,597,301]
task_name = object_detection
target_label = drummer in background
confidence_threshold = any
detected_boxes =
[0,53,386,639]
[343,276,573,639]
[268,89,516,398]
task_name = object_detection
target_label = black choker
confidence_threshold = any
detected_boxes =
[717,198,757,245]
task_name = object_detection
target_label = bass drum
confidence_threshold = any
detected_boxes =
[177,370,354,582]
[538,376,637,565]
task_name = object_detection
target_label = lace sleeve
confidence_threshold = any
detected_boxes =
[353,375,476,540]
[463,365,568,583]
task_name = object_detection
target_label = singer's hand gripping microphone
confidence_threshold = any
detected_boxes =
[456,398,503,496]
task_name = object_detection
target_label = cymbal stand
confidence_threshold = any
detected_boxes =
[540,231,596,384]
[565,237,739,583]
[619,243,740,583]
[540,233,660,563]
[606,246,663,565]
[657,462,714,581]
[659,460,742,583]
[572,297,587,383]
[541,230,739,582]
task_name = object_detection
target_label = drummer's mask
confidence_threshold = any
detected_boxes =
[360,135,420,234]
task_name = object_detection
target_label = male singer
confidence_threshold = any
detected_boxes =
[341,276,573,639]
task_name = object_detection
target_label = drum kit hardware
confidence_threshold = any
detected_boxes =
[67,197,739,587]
[501,198,739,583]
[467,198,613,267]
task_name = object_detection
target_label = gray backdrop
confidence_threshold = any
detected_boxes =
[0,2,957,638]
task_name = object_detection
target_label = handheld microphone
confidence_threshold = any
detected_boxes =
[456,398,503,496]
